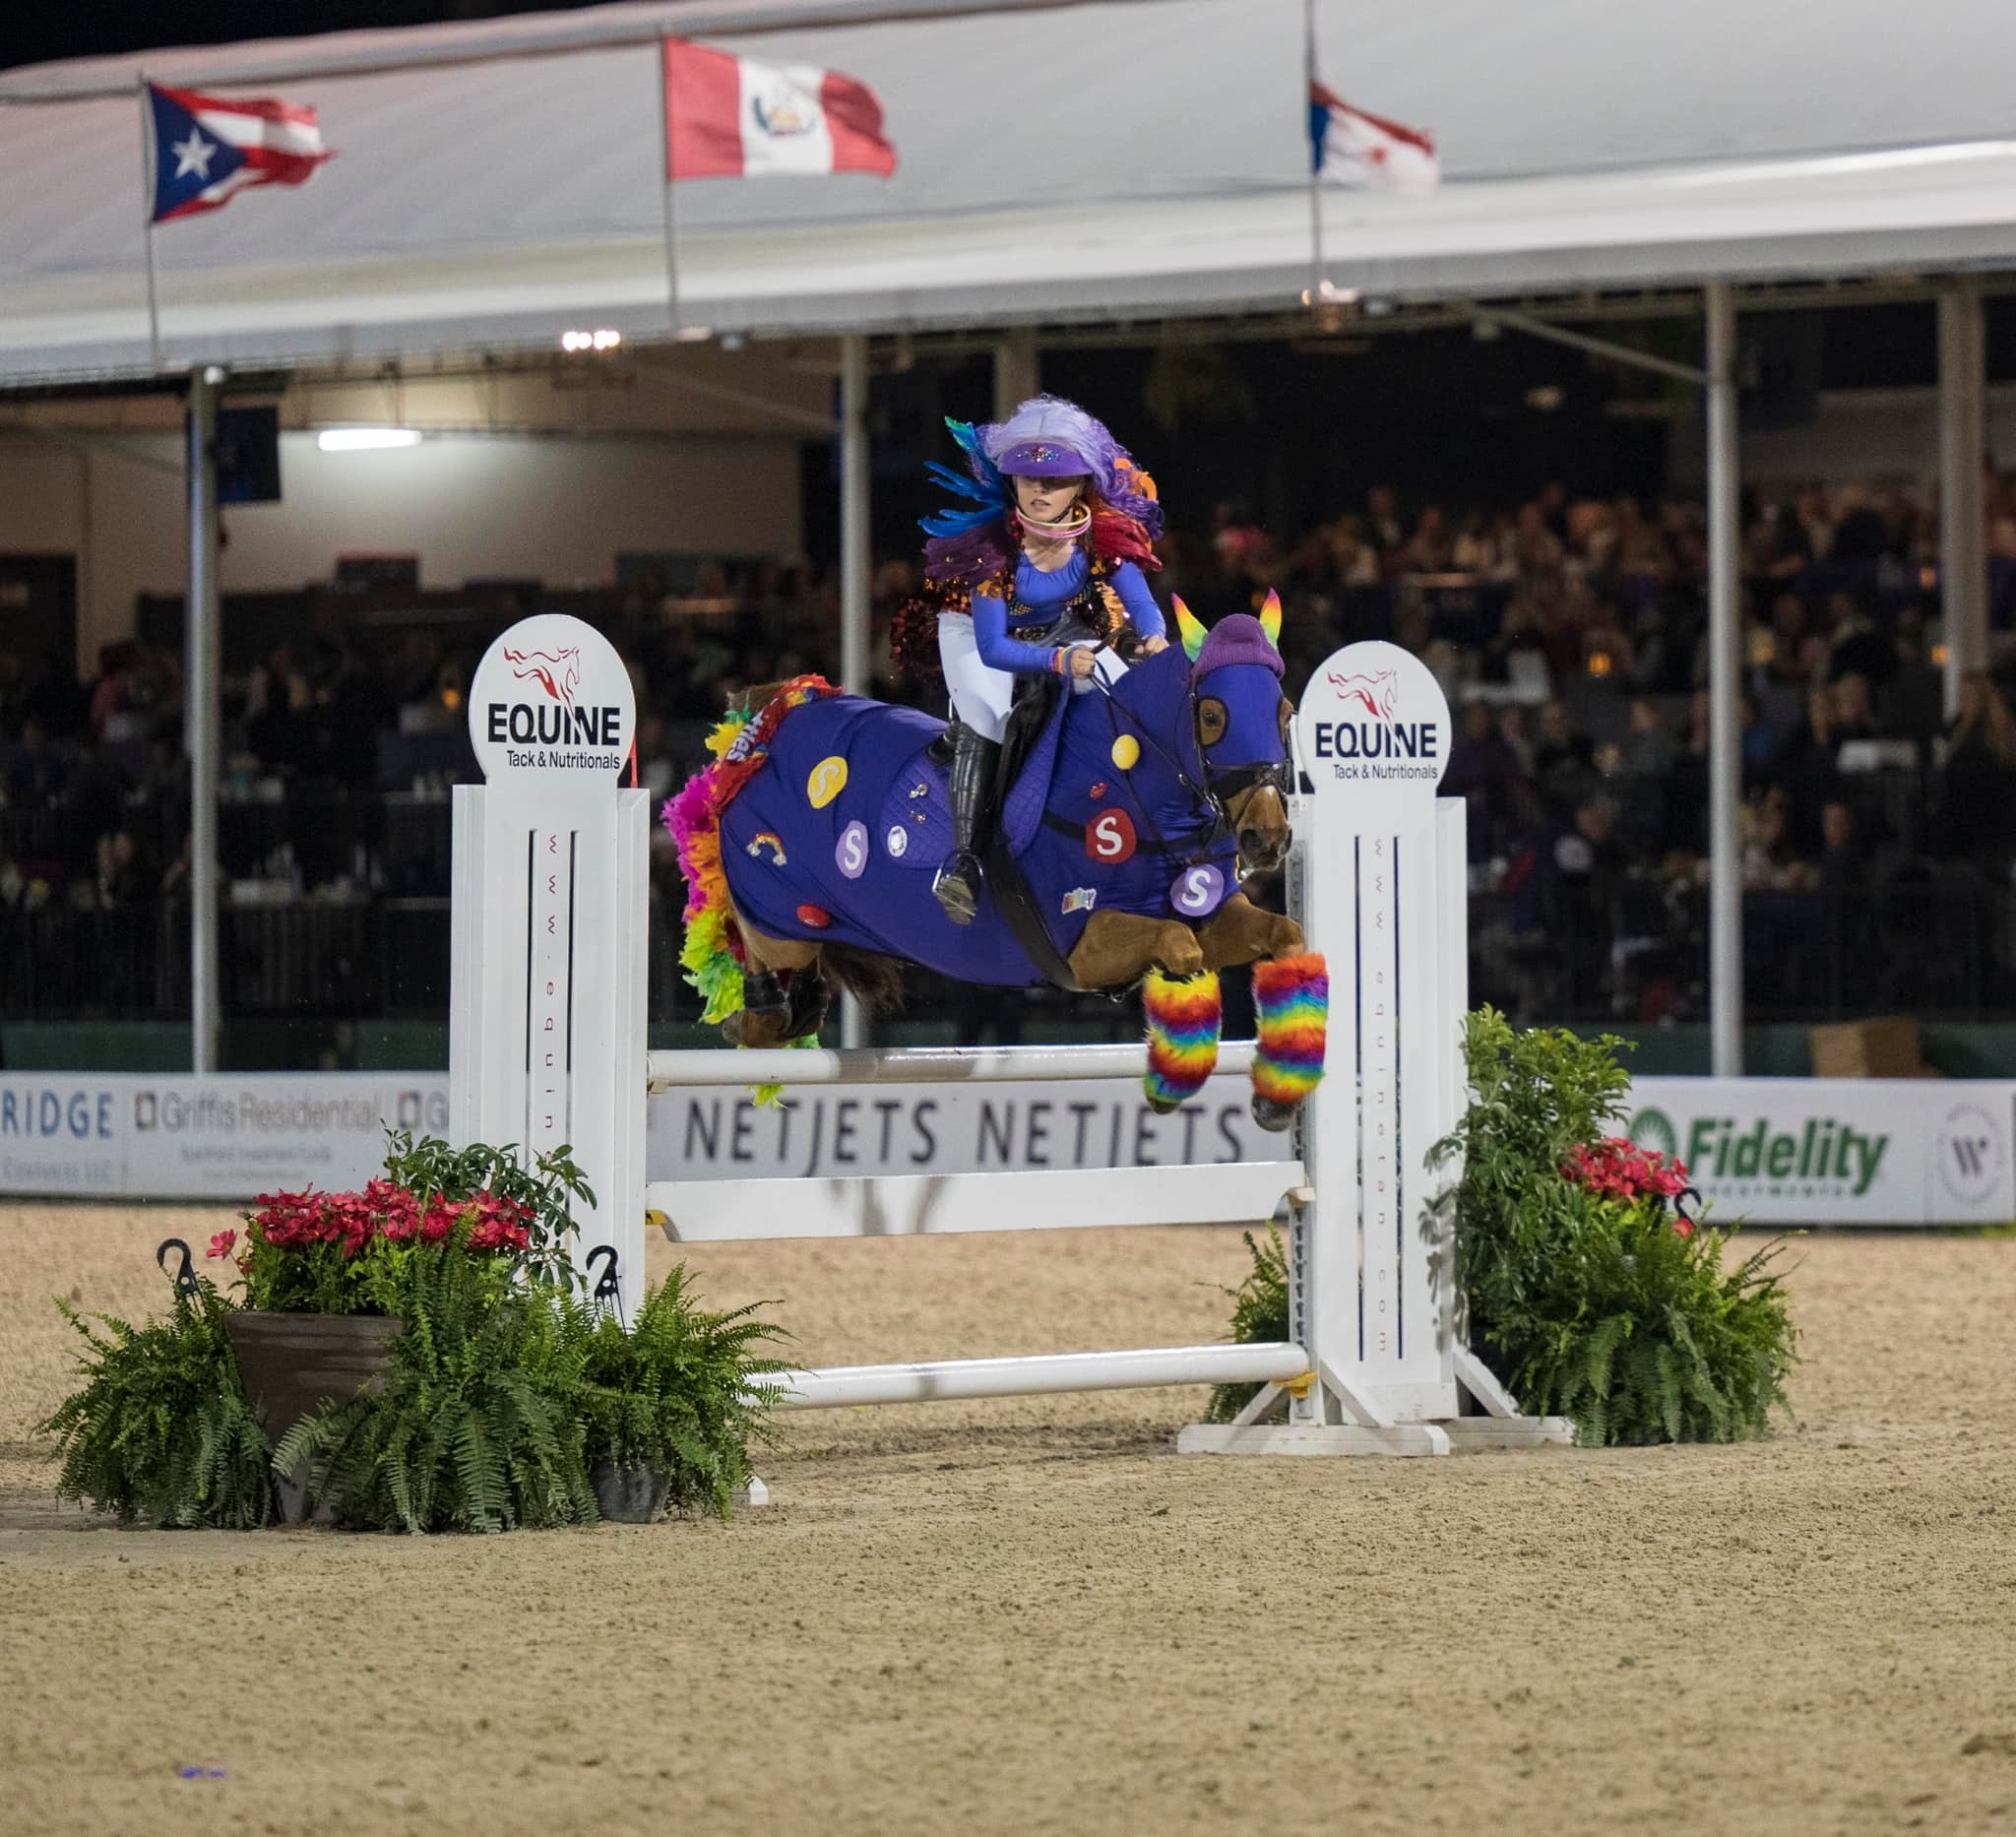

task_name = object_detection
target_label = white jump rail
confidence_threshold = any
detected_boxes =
[450,620,1571,1459]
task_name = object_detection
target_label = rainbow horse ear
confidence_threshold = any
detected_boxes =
[1258,589,1283,651]
[1173,596,1209,663]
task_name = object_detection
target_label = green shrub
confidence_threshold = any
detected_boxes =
[37,1276,277,1529]
[1204,1225,1290,1425]
[1435,1008,1797,1445]
[565,1268,788,1517]
[274,1236,596,1534]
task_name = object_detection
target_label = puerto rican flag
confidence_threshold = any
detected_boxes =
[146,82,333,224]
[663,38,896,180]
[1309,83,1439,190]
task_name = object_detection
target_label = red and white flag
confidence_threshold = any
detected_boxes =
[1309,83,1439,191]
[146,82,333,223]
[663,38,896,180]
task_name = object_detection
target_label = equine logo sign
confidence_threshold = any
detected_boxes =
[470,613,634,782]
[1296,641,1451,819]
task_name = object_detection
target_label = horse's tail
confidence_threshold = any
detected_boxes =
[820,941,907,1015]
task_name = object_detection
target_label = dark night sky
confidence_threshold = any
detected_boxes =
[2,1,597,73]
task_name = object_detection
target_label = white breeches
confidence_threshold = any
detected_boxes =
[937,614,1126,742]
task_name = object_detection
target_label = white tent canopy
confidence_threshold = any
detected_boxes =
[4,0,2016,384]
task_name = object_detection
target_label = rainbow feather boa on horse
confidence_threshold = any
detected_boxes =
[666,597,1328,1127]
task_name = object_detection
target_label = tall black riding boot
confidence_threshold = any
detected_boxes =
[932,725,1001,925]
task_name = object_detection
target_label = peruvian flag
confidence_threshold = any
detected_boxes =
[146,83,333,223]
[1309,83,1439,190]
[663,38,896,180]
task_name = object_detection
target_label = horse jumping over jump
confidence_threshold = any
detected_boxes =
[667,598,1328,1125]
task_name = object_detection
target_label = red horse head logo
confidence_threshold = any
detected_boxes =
[1326,667,1400,722]
[503,646,581,708]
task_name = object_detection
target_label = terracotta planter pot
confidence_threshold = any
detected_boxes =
[590,1460,670,1524]
[224,1311,403,1524]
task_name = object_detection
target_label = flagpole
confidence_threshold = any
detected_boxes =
[658,33,681,335]
[1303,0,1324,308]
[136,75,163,370]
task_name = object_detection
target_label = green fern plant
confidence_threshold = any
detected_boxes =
[275,1239,595,1533]
[564,1269,787,1518]
[37,1278,277,1529]
[1204,1225,1290,1424]
[1432,1007,1797,1445]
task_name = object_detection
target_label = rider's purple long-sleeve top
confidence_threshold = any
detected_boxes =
[970,552,1164,674]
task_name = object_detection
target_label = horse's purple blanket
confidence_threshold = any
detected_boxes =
[719,645,1247,987]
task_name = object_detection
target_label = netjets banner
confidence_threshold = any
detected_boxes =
[646,1071,1294,1183]
[1625,1078,2016,1226]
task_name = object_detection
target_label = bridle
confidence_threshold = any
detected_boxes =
[1084,661,1295,875]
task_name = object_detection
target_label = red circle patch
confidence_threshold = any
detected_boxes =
[1085,808,1138,865]
[795,904,832,928]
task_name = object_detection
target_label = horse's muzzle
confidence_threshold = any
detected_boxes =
[1237,828,1290,878]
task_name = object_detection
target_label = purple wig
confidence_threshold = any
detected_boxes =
[979,395,1164,538]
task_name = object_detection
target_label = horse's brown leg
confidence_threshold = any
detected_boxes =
[1193,892,1305,972]
[1067,911,1205,988]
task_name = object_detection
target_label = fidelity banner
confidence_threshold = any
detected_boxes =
[1625,1078,2016,1226]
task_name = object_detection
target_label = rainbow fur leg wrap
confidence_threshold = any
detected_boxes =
[1251,954,1329,1112]
[1142,969,1222,1111]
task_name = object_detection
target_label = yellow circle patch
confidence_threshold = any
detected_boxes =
[1109,733,1141,771]
[806,755,850,808]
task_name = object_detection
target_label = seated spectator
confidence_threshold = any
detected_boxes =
[1400,506,1456,574]
[1496,704,1536,778]
[1534,700,1596,813]
[1511,502,1564,579]
[1481,599,1550,690]
[1445,703,1519,859]
[1364,484,1406,557]
[6,718,65,807]
[1829,673,1880,757]
[1741,791,1810,892]
[1828,595,1899,692]
[1622,698,1675,776]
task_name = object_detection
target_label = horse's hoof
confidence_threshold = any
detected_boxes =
[1143,1088,1184,1116]
[782,974,830,1042]
[1251,1093,1299,1133]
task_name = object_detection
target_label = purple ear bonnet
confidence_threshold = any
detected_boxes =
[1196,614,1284,681]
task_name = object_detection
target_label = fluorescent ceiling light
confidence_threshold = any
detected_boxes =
[317,426,422,452]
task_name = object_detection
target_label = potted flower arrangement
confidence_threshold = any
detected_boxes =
[1206,1009,1797,1443]
[39,1132,788,1534]
[1435,1008,1797,1444]
[212,1134,590,1522]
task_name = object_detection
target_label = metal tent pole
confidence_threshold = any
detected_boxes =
[1938,276,1988,716]
[992,328,1039,419]
[1705,283,1743,1077]
[838,333,871,1048]
[185,366,222,1074]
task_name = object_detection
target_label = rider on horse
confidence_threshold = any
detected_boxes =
[891,396,1170,925]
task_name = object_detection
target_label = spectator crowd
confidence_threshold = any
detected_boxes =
[6,468,2016,1033]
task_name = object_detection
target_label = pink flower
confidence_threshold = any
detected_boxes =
[1672,1218,1695,1239]
[207,1229,238,1260]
